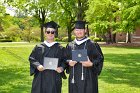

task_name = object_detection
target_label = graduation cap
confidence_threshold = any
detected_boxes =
[74,20,88,29]
[43,21,60,29]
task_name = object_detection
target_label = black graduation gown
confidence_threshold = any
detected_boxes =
[65,39,102,93]
[29,43,66,93]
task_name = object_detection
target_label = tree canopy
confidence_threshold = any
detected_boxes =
[1,0,140,43]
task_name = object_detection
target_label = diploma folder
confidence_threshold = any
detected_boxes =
[72,49,88,62]
[43,57,58,70]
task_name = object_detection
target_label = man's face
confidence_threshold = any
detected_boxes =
[74,29,86,39]
[45,28,55,40]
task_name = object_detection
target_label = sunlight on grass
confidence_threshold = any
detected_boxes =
[0,42,140,93]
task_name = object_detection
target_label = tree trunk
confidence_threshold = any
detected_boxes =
[68,30,71,42]
[40,9,46,42]
[55,28,58,38]
[0,23,4,32]
[41,26,44,42]
[77,0,82,20]
[86,25,89,37]
[126,32,131,43]
[102,34,107,42]
[77,0,88,20]
[95,32,97,38]
[106,29,112,44]
[67,24,72,42]
[28,27,31,43]
[112,33,116,43]
[67,20,74,42]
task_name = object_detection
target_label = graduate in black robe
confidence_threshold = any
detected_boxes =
[29,21,66,93]
[65,21,103,93]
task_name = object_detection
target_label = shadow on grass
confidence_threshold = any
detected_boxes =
[99,53,140,88]
[0,67,32,93]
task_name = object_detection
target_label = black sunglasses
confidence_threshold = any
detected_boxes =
[46,31,55,34]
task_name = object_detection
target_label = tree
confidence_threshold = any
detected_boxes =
[0,2,6,32]
[86,0,140,43]
[30,0,58,42]
[86,0,120,43]
[59,0,76,42]
[5,0,89,42]
[59,0,88,42]
[0,2,14,40]
[120,0,140,43]
[6,0,58,42]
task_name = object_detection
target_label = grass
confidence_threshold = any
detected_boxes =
[0,43,33,93]
[0,42,140,93]
[99,47,140,93]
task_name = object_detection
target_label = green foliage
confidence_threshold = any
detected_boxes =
[86,0,140,35]
[61,35,75,42]
[120,0,140,32]
[89,35,95,40]
[93,37,101,42]
[86,0,120,35]
[57,0,89,41]
[89,36,103,42]
[22,27,41,42]
[0,3,12,31]
[3,25,22,42]
[57,28,67,39]
[0,2,6,22]
[3,0,140,43]
[54,38,62,42]
[62,36,68,42]
[6,0,59,42]
[71,35,75,41]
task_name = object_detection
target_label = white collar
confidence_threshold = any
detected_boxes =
[74,37,89,45]
[44,41,58,47]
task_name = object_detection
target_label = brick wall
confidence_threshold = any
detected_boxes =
[132,27,140,43]
[116,32,126,42]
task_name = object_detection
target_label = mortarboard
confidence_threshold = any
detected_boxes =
[43,21,60,29]
[74,20,88,29]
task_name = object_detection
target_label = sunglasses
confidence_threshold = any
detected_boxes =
[46,31,55,34]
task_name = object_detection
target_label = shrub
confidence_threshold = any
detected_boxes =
[71,35,75,41]
[55,38,61,41]
[31,36,40,42]
[12,37,22,42]
[93,37,101,42]
[0,36,3,39]
[89,36,95,41]
[62,37,68,42]
[3,26,22,42]
[101,38,105,41]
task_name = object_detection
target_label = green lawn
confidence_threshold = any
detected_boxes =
[0,42,140,93]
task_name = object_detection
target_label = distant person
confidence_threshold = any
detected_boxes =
[29,21,66,93]
[65,20,104,93]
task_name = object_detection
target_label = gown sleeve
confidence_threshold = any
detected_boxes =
[64,43,72,74]
[29,45,41,76]
[58,46,67,70]
[88,42,103,74]
[57,45,67,79]
[93,43,104,75]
